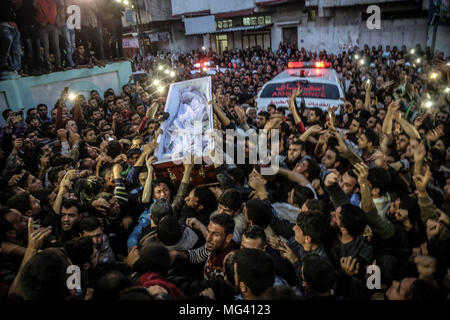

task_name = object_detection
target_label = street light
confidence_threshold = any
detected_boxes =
[158,65,164,71]
[416,58,421,63]
[410,49,414,54]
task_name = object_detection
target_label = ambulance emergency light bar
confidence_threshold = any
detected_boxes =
[288,61,331,68]
[194,61,211,68]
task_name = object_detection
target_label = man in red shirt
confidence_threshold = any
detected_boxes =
[34,0,61,72]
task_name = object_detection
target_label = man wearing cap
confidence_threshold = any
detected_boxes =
[342,71,352,94]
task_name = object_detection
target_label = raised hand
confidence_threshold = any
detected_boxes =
[387,100,400,114]
[413,141,426,164]
[381,80,395,90]
[248,169,267,192]
[233,104,246,125]
[353,162,369,186]
[146,155,157,169]
[340,256,360,277]
[324,172,339,187]
[186,217,204,231]
[27,217,52,251]
[412,165,432,196]
[113,154,127,165]
[426,127,444,143]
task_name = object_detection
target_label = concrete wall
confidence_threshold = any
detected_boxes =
[359,18,428,50]
[169,21,203,53]
[427,25,450,57]
[211,0,255,13]
[171,0,210,15]
[272,7,428,54]
[271,4,304,50]
[145,0,173,21]
[318,0,414,7]
[0,62,132,113]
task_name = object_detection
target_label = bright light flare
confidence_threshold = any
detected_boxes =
[158,86,164,93]
[158,65,163,71]
[170,71,175,77]
[445,87,450,93]
[153,79,159,85]
[424,101,433,108]
[69,93,76,100]
[410,49,415,54]
[430,72,438,79]
[164,69,169,74]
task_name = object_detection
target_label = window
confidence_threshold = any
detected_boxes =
[243,16,271,26]
[217,19,232,29]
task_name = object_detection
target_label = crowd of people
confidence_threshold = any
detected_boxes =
[1,0,124,76]
[0,39,449,301]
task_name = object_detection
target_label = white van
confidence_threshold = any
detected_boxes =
[256,61,345,113]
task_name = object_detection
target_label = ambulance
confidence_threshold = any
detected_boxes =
[256,61,345,113]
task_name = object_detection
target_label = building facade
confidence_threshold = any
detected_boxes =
[123,0,449,56]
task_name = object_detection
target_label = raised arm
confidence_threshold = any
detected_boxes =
[393,110,421,140]
[363,80,372,111]
[276,167,310,186]
[141,155,156,204]
[353,162,395,240]
[211,95,231,128]
[288,87,306,133]
[172,158,194,214]
[52,170,77,214]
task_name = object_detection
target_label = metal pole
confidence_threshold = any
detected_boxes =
[430,14,440,56]
[133,0,145,56]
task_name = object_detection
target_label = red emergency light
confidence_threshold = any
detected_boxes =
[194,60,211,69]
[288,61,330,68]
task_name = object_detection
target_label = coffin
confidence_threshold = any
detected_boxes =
[153,77,218,188]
